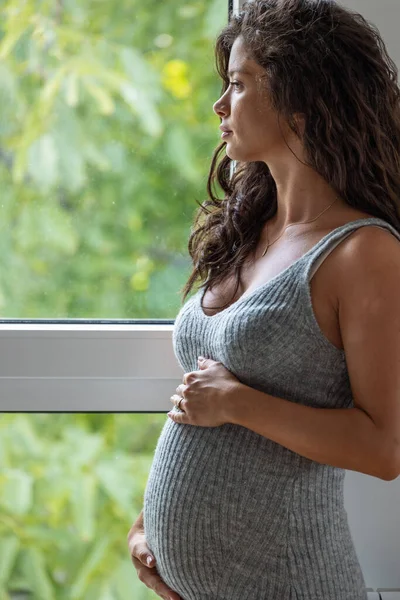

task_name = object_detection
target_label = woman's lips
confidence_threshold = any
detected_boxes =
[221,131,232,138]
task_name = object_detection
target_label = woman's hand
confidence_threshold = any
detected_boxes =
[168,356,242,427]
[127,519,182,600]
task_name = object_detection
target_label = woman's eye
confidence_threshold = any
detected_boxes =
[229,81,242,88]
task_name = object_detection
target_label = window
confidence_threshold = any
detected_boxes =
[0,0,239,598]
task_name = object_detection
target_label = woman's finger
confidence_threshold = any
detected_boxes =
[132,555,182,600]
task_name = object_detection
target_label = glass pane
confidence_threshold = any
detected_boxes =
[0,413,167,600]
[0,0,227,319]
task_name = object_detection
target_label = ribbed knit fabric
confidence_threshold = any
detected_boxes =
[143,217,400,600]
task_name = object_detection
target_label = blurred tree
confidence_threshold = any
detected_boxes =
[0,0,227,319]
[0,0,228,597]
[0,412,169,599]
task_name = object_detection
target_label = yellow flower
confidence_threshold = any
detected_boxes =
[162,59,192,99]
[163,59,188,78]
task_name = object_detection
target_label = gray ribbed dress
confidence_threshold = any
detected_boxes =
[143,217,400,600]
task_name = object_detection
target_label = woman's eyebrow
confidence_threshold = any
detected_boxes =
[228,69,252,76]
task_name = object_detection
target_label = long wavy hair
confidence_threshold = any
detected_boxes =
[179,0,400,311]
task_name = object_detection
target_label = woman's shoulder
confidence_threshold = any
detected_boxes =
[310,207,400,340]
[328,209,400,304]
[332,206,399,251]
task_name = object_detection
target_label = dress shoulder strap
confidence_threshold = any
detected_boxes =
[305,217,400,282]
[298,217,400,353]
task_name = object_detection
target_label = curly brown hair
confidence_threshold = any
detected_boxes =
[179,0,400,311]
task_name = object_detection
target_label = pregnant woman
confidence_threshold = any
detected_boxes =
[128,0,400,598]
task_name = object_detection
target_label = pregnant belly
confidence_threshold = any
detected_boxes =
[143,419,298,599]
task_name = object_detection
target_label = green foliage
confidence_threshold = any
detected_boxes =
[0,0,227,319]
[0,0,228,594]
[0,413,168,599]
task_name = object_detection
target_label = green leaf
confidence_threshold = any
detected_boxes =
[0,469,33,516]
[23,525,67,547]
[0,431,9,469]
[0,535,20,586]
[62,429,104,468]
[112,559,145,600]
[94,456,136,515]
[0,587,11,600]
[69,537,111,600]
[40,67,68,115]
[0,9,32,59]
[14,202,79,255]
[70,474,97,542]
[82,79,115,115]
[84,142,111,172]
[119,83,163,137]
[65,72,80,107]
[165,124,200,183]
[0,63,19,118]
[21,548,55,600]
[148,260,191,314]
[27,134,59,189]
[82,581,116,600]
[119,47,162,100]
[70,58,126,89]
[98,583,116,600]
[51,103,87,193]
[6,416,44,458]
[203,0,229,39]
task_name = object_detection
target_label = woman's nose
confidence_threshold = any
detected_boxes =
[213,98,228,117]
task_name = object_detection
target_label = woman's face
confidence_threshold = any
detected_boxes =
[213,36,294,164]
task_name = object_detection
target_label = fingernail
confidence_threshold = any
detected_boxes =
[147,556,153,566]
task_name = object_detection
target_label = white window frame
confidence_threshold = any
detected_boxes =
[0,0,242,412]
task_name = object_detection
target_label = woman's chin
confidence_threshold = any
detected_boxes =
[225,141,236,157]
[225,147,241,161]
[226,146,255,163]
